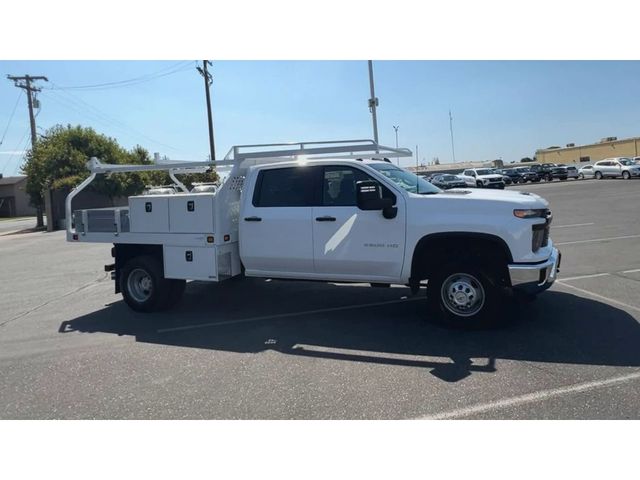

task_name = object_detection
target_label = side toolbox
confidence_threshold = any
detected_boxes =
[163,245,217,281]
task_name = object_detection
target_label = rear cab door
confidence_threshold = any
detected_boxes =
[240,165,318,276]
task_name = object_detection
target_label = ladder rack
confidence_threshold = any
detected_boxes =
[66,139,413,238]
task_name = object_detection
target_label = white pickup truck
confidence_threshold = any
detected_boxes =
[67,140,560,328]
[460,168,505,189]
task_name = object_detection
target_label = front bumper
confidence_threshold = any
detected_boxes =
[508,247,561,294]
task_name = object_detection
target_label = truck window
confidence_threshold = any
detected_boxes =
[253,167,316,207]
[322,166,395,206]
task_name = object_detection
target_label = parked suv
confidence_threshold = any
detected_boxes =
[430,174,467,190]
[593,158,640,179]
[550,166,568,181]
[529,163,555,181]
[565,165,579,179]
[513,166,541,183]
[460,168,505,189]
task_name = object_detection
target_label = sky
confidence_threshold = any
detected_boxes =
[2,60,640,176]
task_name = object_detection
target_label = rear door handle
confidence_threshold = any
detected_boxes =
[315,216,336,222]
[244,216,262,222]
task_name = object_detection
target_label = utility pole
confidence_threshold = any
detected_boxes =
[197,61,216,162]
[415,145,419,173]
[7,74,48,228]
[449,110,456,163]
[367,61,379,149]
[393,125,399,166]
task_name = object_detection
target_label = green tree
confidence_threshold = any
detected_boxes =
[21,125,154,214]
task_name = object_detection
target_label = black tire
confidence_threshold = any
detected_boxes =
[578,173,584,180]
[622,171,631,180]
[476,181,483,188]
[595,171,603,180]
[120,255,172,312]
[426,260,504,329]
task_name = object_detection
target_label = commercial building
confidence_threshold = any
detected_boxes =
[536,136,640,165]
[0,175,36,217]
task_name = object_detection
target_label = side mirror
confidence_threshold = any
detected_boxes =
[356,181,397,219]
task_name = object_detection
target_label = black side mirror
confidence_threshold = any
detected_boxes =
[356,181,397,219]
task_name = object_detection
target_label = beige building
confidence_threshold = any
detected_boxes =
[536,136,640,165]
[0,176,36,217]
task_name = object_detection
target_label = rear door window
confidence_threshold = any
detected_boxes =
[253,167,319,207]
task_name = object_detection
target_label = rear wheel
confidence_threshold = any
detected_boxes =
[427,260,504,329]
[622,171,631,180]
[120,255,172,312]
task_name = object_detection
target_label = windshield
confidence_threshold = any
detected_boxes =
[475,169,492,175]
[618,158,633,166]
[442,175,458,181]
[369,163,441,194]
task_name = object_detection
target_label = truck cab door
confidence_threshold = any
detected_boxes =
[240,166,318,276]
[312,165,406,282]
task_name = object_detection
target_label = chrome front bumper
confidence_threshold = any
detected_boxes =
[508,247,561,293]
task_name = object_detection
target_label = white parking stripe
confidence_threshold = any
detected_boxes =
[559,273,610,282]
[622,269,640,274]
[556,234,640,246]
[555,281,640,314]
[419,370,640,420]
[157,297,425,333]
[553,222,594,228]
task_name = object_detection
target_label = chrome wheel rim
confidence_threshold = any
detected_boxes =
[440,273,485,317]
[127,268,153,303]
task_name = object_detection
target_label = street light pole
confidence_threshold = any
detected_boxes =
[368,60,379,149]
[393,125,399,166]
[449,109,456,163]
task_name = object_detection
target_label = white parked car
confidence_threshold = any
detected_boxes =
[577,165,595,179]
[460,168,505,189]
[593,158,640,180]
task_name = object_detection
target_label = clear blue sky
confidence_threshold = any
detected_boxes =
[2,60,640,176]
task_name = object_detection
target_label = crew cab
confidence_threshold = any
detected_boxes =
[459,168,505,189]
[66,140,560,328]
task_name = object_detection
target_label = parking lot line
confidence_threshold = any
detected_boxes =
[553,222,594,228]
[555,234,640,246]
[622,268,640,274]
[157,297,425,333]
[555,281,640,314]
[419,370,640,420]
[559,273,611,282]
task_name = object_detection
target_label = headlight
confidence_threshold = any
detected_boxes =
[513,208,547,219]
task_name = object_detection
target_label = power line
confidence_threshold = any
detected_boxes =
[41,87,181,152]
[0,90,23,145]
[46,61,193,91]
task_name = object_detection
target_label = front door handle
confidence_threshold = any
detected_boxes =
[315,216,336,222]
[244,216,262,222]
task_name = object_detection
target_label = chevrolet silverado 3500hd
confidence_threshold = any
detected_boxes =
[67,140,560,328]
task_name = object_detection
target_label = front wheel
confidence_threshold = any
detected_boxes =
[476,181,483,188]
[427,261,503,329]
[622,171,631,180]
[578,173,584,179]
[595,171,603,180]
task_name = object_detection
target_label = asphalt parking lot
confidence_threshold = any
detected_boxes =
[1,178,639,419]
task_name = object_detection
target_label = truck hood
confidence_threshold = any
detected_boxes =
[417,188,549,209]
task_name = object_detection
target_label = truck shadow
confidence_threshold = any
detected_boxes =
[59,278,640,382]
